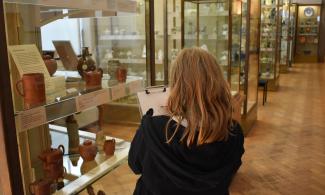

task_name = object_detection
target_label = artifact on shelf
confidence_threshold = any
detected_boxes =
[79,140,97,161]
[16,73,46,109]
[107,60,120,85]
[77,47,96,77]
[103,139,116,156]
[42,54,57,76]
[66,115,80,154]
[39,145,65,182]
[116,65,127,83]
[29,179,51,195]
[84,68,103,90]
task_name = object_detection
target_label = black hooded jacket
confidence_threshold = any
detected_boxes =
[128,109,245,195]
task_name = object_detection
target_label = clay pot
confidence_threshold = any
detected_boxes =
[29,179,51,195]
[116,67,127,83]
[39,145,65,164]
[103,139,115,156]
[43,55,57,76]
[16,73,46,109]
[39,145,65,181]
[84,68,103,90]
[79,140,97,161]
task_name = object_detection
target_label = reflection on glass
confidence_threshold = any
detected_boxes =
[260,0,278,79]
[247,0,260,112]
[288,4,297,65]
[279,0,290,67]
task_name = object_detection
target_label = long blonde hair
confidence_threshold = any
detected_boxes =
[166,48,233,146]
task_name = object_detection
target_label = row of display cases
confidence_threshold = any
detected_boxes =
[0,0,262,194]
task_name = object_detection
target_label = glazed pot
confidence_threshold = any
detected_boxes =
[16,73,46,109]
[116,67,127,83]
[43,55,57,76]
[103,139,115,156]
[29,179,51,195]
[39,145,65,164]
[79,140,97,161]
[84,68,103,90]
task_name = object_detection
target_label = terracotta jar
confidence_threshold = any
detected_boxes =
[16,73,46,109]
[84,68,103,90]
[39,145,65,164]
[29,179,51,195]
[43,54,57,76]
[103,139,115,156]
[39,145,65,181]
[116,67,127,83]
[79,140,97,161]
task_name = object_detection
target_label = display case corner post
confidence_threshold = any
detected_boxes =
[0,2,24,195]
[145,0,156,86]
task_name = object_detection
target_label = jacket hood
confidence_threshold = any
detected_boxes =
[141,111,244,192]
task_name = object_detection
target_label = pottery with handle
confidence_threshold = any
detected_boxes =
[103,139,116,156]
[79,140,97,161]
[39,145,65,164]
[16,73,46,109]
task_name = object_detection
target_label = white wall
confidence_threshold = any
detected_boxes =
[41,19,81,54]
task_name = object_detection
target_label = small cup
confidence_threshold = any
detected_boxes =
[103,139,116,156]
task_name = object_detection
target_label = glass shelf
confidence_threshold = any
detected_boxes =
[15,78,144,131]
[49,125,130,195]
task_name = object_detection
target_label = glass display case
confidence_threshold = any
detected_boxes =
[288,3,297,66]
[295,5,321,63]
[278,0,291,73]
[260,0,280,90]
[182,0,241,95]
[2,0,149,194]
[240,0,260,134]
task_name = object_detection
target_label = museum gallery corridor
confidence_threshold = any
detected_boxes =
[86,63,325,195]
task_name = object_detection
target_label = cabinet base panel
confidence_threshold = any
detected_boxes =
[240,104,257,136]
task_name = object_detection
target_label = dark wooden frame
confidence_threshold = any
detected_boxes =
[0,1,24,194]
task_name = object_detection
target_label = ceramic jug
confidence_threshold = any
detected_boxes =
[43,55,57,76]
[29,179,51,195]
[79,140,97,161]
[103,139,115,156]
[84,68,103,90]
[39,145,65,164]
[16,73,46,109]
[116,67,127,83]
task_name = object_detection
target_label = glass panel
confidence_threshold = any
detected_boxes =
[3,1,143,193]
[167,0,182,84]
[288,4,297,65]
[279,0,290,66]
[154,0,165,85]
[247,0,260,111]
[260,0,278,79]
[240,0,248,90]
[230,0,242,93]
[5,1,146,112]
[184,1,198,48]
[295,5,321,62]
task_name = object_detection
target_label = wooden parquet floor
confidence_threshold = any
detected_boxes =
[83,63,325,195]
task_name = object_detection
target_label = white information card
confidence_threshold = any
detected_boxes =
[137,87,170,116]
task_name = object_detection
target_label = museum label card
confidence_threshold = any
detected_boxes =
[75,89,110,112]
[8,44,55,97]
[128,80,143,94]
[16,107,47,131]
[110,83,127,100]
